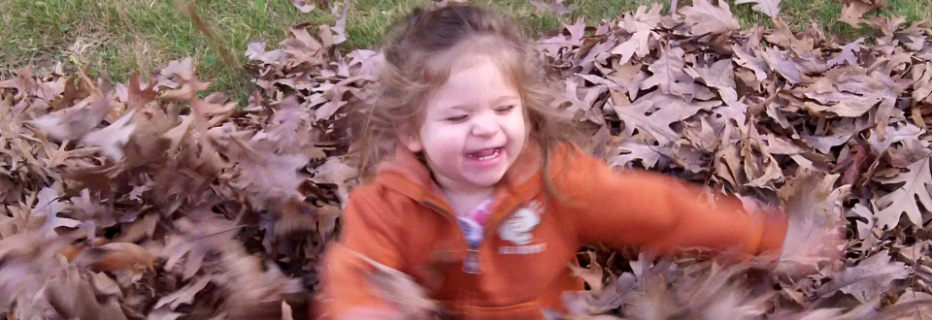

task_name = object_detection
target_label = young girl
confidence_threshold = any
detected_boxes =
[319,5,835,319]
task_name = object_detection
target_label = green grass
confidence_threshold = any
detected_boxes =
[1,0,929,101]
[0,0,311,101]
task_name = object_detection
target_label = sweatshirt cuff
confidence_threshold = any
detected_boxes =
[757,209,789,258]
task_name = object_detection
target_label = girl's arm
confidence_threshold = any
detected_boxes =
[319,187,406,319]
[555,146,789,259]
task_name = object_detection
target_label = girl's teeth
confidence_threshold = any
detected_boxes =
[470,148,500,160]
[478,150,498,160]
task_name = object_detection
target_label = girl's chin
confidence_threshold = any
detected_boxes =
[459,171,508,189]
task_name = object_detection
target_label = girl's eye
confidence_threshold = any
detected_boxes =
[495,105,516,114]
[445,115,468,123]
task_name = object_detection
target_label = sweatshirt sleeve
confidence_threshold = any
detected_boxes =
[318,187,405,319]
[554,146,788,259]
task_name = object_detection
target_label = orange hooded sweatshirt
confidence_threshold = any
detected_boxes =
[317,142,788,319]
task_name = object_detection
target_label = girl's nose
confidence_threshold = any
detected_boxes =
[470,115,498,137]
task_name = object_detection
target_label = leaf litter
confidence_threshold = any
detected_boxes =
[2,0,932,319]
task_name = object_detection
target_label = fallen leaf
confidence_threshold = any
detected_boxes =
[80,109,137,161]
[609,141,665,169]
[147,307,184,320]
[640,47,713,100]
[912,62,932,103]
[711,98,749,133]
[158,58,195,87]
[569,252,604,291]
[0,67,39,97]
[528,0,570,16]
[866,123,923,155]
[761,46,802,84]
[612,4,663,64]
[126,75,158,110]
[872,149,932,228]
[159,79,210,101]
[31,187,80,237]
[89,271,122,297]
[766,18,814,52]
[355,252,440,318]
[695,59,738,103]
[832,140,874,187]
[70,242,155,274]
[291,0,315,13]
[612,34,647,66]
[331,2,350,45]
[43,270,128,320]
[846,202,878,248]
[679,0,740,35]
[640,47,687,95]
[828,38,864,67]
[840,0,887,28]
[895,240,928,261]
[154,276,213,310]
[606,62,645,100]
[246,40,268,61]
[29,95,112,142]
[612,92,720,145]
[114,214,159,245]
[563,18,586,44]
[551,77,604,124]
[315,87,350,121]
[733,45,769,81]
[735,0,781,18]
[897,288,932,304]
[310,158,357,207]
[819,250,909,302]
[162,216,240,279]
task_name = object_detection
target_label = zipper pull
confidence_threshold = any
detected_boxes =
[463,248,480,274]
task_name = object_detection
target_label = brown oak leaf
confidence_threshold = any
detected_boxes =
[291,0,315,13]
[126,74,158,110]
[679,0,740,35]
[735,0,781,18]
[612,92,720,145]
[827,38,864,67]
[840,0,888,29]
[611,4,663,64]
[80,110,137,161]
[872,148,932,228]
[640,47,713,100]
[29,95,112,142]
[154,276,214,310]
[694,59,738,103]
[528,0,570,16]
[761,46,802,84]
[331,2,350,45]
[611,141,667,169]
[818,250,909,302]
[832,140,875,188]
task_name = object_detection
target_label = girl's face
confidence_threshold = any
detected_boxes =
[401,57,527,193]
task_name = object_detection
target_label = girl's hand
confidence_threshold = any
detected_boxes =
[771,193,847,277]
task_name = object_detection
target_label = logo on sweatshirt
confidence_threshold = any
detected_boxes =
[498,200,546,254]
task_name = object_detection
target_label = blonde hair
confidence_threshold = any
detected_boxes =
[351,4,579,194]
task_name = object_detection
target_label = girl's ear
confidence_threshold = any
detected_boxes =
[397,128,424,153]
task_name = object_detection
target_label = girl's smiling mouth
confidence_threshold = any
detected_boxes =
[465,147,504,167]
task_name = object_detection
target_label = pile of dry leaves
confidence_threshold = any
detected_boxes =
[2,0,932,319]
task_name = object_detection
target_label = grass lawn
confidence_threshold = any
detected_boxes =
[1,0,929,101]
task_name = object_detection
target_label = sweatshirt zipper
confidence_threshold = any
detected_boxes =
[422,201,481,275]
